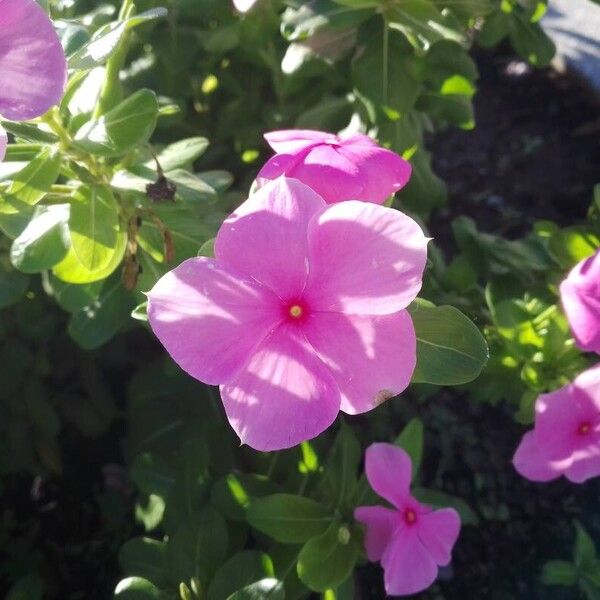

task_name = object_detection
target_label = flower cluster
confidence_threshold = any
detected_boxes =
[0,0,67,160]
[514,249,600,484]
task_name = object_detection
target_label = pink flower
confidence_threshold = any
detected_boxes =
[354,443,461,596]
[513,364,600,483]
[256,129,412,205]
[560,249,600,354]
[147,177,428,451]
[0,0,67,160]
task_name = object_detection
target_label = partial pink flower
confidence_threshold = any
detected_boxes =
[355,444,461,596]
[0,0,67,160]
[560,249,600,354]
[147,177,428,451]
[513,363,600,483]
[256,129,412,205]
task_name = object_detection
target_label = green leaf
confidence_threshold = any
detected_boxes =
[247,494,332,543]
[207,551,275,600]
[297,522,359,592]
[69,9,168,70]
[167,506,229,588]
[0,265,28,308]
[541,560,578,586]
[53,229,127,284]
[113,577,161,600]
[353,25,420,115]
[478,10,509,47]
[10,204,70,273]
[319,422,361,509]
[409,302,489,385]
[145,137,209,172]
[226,579,285,600]
[281,1,371,41]
[68,276,135,349]
[118,538,167,588]
[74,90,158,157]
[3,147,61,207]
[549,227,600,268]
[508,13,555,66]
[394,418,424,477]
[69,185,119,272]
[575,522,597,569]
[130,452,175,499]
[0,121,58,144]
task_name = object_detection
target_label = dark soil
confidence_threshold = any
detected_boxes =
[2,46,599,600]
[430,45,600,248]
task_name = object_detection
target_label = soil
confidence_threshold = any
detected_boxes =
[2,46,599,600]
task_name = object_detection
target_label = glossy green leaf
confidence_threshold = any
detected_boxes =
[3,147,61,206]
[394,418,424,477]
[226,579,285,600]
[68,277,135,349]
[144,137,209,171]
[541,560,578,586]
[10,205,70,273]
[207,551,275,600]
[0,121,58,144]
[297,522,359,592]
[118,538,167,588]
[167,506,229,588]
[549,227,600,268]
[69,9,168,70]
[74,90,158,156]
[247,494,332,543]
[508,13,555,66]
[69,185,119,272]
[409,302,489,385]
[113,577,161,600]
[53,229,127,284]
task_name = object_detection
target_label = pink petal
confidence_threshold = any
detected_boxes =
[215,177,326,300]
[417,508,460,566]
[565,439,600,483]
[264,129,335,154]
[512,431,560,482]
[560,250,600,353]
[335,143,412,204]
[147,257,280,386]
[364,443,412,508]
[256,154,305,184]
[0,0,67,121]
[304,201,429,315]
[0,126,6,162]
[303,310,416,414]
[220,325,341,451]
[354,505,398,561]
[381,527,438,596]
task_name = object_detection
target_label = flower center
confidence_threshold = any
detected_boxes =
[578,422,591,435]
[404,508,417,525]
[289,304,303,319]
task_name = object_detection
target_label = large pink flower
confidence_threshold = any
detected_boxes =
[355,444,461,597]
[513,363,600,483]
[0,0,68,160]
[560,249,600,354]
[256,129,412,205]
[147,177,428,451]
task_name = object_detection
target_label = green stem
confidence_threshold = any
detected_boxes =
[93,0,136,118]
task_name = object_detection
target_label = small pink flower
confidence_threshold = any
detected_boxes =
[355,443,461,597]
[513,363,600,483]
[147,177,428,451]
[256,129,412,205]
[0,0,68,160]
[560,249,600,354]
